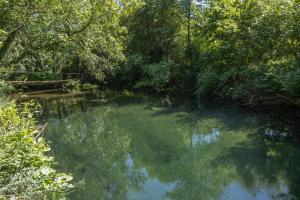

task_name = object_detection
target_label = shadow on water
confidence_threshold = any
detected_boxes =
[21,90,300,200]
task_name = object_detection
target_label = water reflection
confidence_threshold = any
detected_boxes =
[45,105,132,199]
[126,155,176,200]
[30,92,300,200]
[192,128,220,146]
[220,182,288,200]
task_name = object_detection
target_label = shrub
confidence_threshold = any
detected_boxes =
[0,81,14,96]
[135,60,172,92]
[0,102,74,199]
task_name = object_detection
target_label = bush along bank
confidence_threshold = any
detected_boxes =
[0,101,74,199]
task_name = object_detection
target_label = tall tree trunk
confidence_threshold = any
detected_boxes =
[187,0,192,63]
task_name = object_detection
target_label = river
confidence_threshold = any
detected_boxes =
[22,89,300,200]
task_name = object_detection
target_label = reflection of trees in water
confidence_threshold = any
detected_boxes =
[40,96,300,200]
[127,105,300,199]
[37,99,89,120]
[45,106,145,200]
[170,116,300,199]
[217,132,300,199]
[117,108,234,199]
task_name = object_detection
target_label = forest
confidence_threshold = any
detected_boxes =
[0,0,298,105]
[0,0,300,199]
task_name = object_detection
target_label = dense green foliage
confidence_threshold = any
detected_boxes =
[0,0,125,81]
[195,0,300,104]
[0,81,14,95]
[117,0,300,105]
[1,0,299,105]
[0,102,74,199]
[117,0,185,91]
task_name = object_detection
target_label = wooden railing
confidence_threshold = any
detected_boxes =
[0,72,87,81]
[7,80,74,87]
[0,72,88,88]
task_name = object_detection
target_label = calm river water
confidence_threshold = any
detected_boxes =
[25,90,300,200]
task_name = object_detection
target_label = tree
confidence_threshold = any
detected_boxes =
[0,0,125,81]
[117,0,185,91]
[194,0,300,105]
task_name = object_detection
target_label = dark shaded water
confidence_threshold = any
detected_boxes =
[27,90,300,200]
